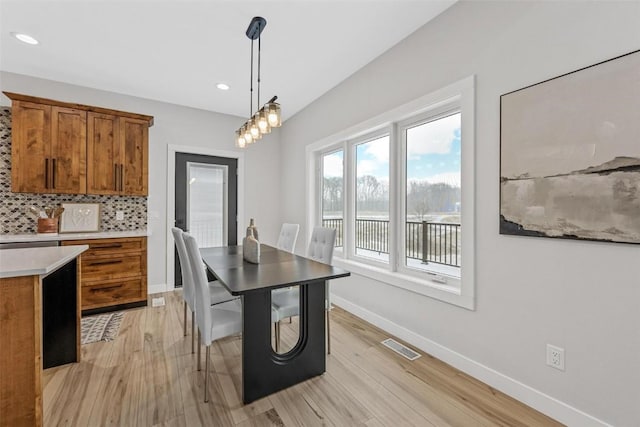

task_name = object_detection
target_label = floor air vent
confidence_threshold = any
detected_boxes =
[381,338,421,361]
[151,297,166,307]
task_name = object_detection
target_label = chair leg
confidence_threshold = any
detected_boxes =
[197,329,202,371]
[275,321,281,353]
[204,345,210,403]
[326,309,331,355]
[183,301,188,337]
[191,311,196,354]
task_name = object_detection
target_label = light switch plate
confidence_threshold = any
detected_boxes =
[116,211,124,221]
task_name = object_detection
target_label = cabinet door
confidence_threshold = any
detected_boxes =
[11,101,52,193]
[50,107,87,194]
[87,112,120,195]
[119,117,148,196]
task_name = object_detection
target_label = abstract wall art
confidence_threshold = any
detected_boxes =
[500,50,640,244]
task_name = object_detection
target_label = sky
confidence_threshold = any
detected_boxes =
[323,113,461,188]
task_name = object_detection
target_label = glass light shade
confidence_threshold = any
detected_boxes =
[257,108,271,134]
[249,117,261,140]
[243,125,254,144]
[235,130,246,148]
[266,102,282,127]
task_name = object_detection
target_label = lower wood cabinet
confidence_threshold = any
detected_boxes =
[62,237,147,312]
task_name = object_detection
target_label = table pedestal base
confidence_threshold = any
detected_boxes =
[241,281,326,404]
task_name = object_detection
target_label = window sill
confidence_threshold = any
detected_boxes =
[333,257,474,310]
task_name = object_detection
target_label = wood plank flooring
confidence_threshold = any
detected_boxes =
[42,291,562,426]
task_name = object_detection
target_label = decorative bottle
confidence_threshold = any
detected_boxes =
[246,218,259,241]
[243,228,260,264]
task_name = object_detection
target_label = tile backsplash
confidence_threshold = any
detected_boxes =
[0,107,147,234]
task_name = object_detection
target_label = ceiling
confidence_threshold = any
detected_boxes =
[0,1,456,120]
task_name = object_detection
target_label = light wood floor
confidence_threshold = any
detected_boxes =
[43,291,562,426]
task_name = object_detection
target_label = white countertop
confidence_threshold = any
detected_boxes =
[0,245,89,278]
[0,229,149,244]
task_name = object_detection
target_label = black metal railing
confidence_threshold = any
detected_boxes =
[355,219,389,255]
[322,218,461,267]
[421,221,460,267]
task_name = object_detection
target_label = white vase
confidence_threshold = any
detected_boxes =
[243,228,260,264]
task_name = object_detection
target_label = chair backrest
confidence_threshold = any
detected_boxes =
[172,227,195,310]
[276,223,300,253]
[306,226,336,265]
[183,232,214,345]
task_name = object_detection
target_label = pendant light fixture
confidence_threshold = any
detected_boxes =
[235,16,282,148]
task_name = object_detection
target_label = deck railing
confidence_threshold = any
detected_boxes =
[322,218,461,268]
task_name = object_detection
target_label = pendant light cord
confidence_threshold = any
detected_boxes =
[250,38,254,116]
[257,31,261,111]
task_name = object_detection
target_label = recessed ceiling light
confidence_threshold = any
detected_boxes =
[11,32,39,45]
[216,83,230,91]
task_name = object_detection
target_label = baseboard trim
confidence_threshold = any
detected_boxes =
[331,295,611,427]
[148,283,168,295]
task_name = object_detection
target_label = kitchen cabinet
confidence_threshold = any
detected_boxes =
[11,100,86,194]
[4,92,153,196]
[87,113,148,195]
[62,237,147,313]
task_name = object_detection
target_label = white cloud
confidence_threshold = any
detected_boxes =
[323,153,343,177]
[407,114,460,158]
[357,159,378,176]
[364,136,390,163]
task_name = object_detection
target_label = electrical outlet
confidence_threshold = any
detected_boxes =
[116,211,125,221]
[546,344,565,371]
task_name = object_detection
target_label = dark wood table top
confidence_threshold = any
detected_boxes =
[201,244,350,295]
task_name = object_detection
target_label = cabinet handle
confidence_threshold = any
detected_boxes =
[91,243,123,249]
[88,259,124,266]
[89,284,124,292]
[44,158,49,189]
[51,158,56,189]
[114,163,118,191]
[120,164,124,192]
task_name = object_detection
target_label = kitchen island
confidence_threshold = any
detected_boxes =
[0,245,87,427]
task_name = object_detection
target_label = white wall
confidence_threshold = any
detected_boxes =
[280,2,640,426]
[0,71,283,289]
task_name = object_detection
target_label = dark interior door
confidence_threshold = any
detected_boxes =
[175,152,238,287]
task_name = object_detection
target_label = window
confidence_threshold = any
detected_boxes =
[309,77,475,309]
[321,150,344,248]
[402,112,461,279]
[355,134,389,262]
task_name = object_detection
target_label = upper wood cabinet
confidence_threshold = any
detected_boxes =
[5,92,153,196]
[87,114,148,195]
[11,101,87,194]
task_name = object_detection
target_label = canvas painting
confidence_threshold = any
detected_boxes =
[500,50,640,244]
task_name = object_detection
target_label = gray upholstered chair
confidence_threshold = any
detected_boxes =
[275,223,299,253]
[271,226,336,353]
[183,232,242,402]
[171,227,237,353]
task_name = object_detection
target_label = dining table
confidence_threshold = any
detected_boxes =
[200,243,350,404]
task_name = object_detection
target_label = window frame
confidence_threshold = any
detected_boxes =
[306,76,475,310]
[320,147,346,256]
[397,106,463,287]
[348,129,392,268]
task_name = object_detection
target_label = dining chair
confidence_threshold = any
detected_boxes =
[276,223,300,253]
[183,232,243,403]
[271,226,336,354]
[171,227,237,354]
[272,223,300,330]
